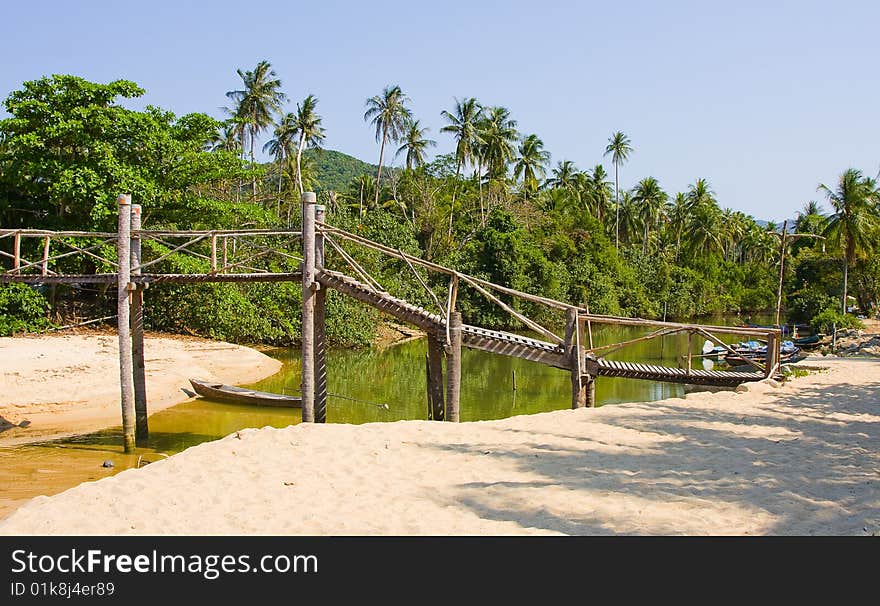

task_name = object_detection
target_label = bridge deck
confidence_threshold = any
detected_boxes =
[318,269,767,386]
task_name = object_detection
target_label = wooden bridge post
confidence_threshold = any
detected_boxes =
[301,192,317,423]
[766,330,780,378]
[584,354,599,408]
[445,312,463,422]
[427,334,445,420]
[116,194,136,453]
[130,204,148,442]
[12,231,21,271]
[314,203,328,423]
[566,309,586,409]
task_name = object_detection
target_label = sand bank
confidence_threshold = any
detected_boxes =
[2,356,877,536]
[0,333,282,446]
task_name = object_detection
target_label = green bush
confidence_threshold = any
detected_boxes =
[810,308,864,333]
[0,284,50,335]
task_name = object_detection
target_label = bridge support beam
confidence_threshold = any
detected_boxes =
[130,204,148,442]
[314,203,327,423]
[445,312,462,422]
[566,309,587,409]
[427,334,445,420]
[116,194,136,453]
[301,192,317,423]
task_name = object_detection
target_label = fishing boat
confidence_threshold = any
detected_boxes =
[792,334,821,346]
[723,340,804,366]
[188,379,302,408]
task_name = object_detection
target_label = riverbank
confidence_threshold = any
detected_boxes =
[0,332,282,446]
[2,356,877,535]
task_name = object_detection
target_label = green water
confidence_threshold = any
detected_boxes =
[0,316,761,517]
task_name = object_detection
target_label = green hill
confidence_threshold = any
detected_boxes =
[306,149,377,193]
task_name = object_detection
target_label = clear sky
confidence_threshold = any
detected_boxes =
[2,0,878,221]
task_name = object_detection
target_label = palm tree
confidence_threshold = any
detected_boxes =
[795,200,826,235]
[631,176,668,254]
[208,120,243,153]
[441,98,484,229]
[603,131,633,249]
[477,106,518,181]
[226,60,287,199]
[364,85,412,209]
[513,134,550,197]
[395,119,436,170]
[262,112,298,217]
[583,165,613,222]
[686,178,716,211]
[818,168,880,313]
[666,192,689,260]
[547,160,579,191]
[291,94,326,195]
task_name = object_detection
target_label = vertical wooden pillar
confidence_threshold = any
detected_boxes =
[130,204,148,442]
[565,309,587,409]
[445,312,462,422]
[584,353,599,408]
[116,194,135,453]
[12,231,21,271]
[427,334,445,421]
[766,330,780,378]
[314,203,327,423]
[41,236,50,276]
[301,192,317,423]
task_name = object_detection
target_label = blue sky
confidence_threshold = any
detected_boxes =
[2,0,878,221]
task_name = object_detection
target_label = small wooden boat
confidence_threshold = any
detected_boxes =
[793,334,820,346]
[189,379,302,408]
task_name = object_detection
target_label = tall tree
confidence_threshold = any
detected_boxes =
[603,131,633,249]
[395,119,436,170]
[441,98,484,230]
[631,176,667,254]
[291,94,325,195]
[477,106,518,181]
[262,112,297,216]
[513,134,550,196]
[583,164,613,222]
[226,60,287,199]
[364,85,412,209]
[818,168,880,313]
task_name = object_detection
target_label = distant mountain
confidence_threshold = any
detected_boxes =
[305,149,378,193]
[755,218,797,232]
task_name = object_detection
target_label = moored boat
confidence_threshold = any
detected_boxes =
[188,379,302,408]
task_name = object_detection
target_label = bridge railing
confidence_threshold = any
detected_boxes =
[578,313,782,378]
[0,226,304,283]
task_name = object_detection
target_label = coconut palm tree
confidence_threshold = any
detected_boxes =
[795,200,826,235]
[226,60,287,199]
[547,161,579,191]
[364,85,412,209]
[441,98,484,229]
[818,168,880,313]
[513,134,550,197]
[631,176,667,254]
[262,112,298,217]
[583,165,613,222]
[686,178,716,211]
[395,119,436,170]
[603,131,633,249]
[666,193,689,260]
[291,95,326,195]
[477,106,518,181]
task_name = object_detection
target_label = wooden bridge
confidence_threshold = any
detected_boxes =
[1,193,783,451]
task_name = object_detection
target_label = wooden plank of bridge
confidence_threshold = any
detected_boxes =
[565,309,586,409]
[427,335,445,421]
[445,312,463,422]
[314,203,327,424]
[116,194,136,453]
[301,192,317,423]
[130,204,148,442]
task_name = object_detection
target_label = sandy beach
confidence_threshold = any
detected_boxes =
[1,354,877,536]
[0,332,281,446]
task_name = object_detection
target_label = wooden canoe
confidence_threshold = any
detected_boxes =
[189,379,302,408]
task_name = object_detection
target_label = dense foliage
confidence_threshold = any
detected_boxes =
[2,69,878,343]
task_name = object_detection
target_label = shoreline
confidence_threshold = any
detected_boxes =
[2,355,878,535]
[0,331,282,447]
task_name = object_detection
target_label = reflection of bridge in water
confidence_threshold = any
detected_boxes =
[1,193,782,452]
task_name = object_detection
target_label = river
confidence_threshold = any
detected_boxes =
[0,315,768,518]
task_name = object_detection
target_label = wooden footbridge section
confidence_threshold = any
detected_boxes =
[1,193,783,451]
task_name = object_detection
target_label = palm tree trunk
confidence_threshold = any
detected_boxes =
[277,154,283,220]
[449,162,462,237]
[643,223,649,255]
[477,161,485,224]
[614,162,620,249]
[296,132,306,195]
[250,126,257,201]
[842,260,849,314]
[374,129,387,210]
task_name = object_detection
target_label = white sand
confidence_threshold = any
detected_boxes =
[2,356,877,536]
[0,333,281,446]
